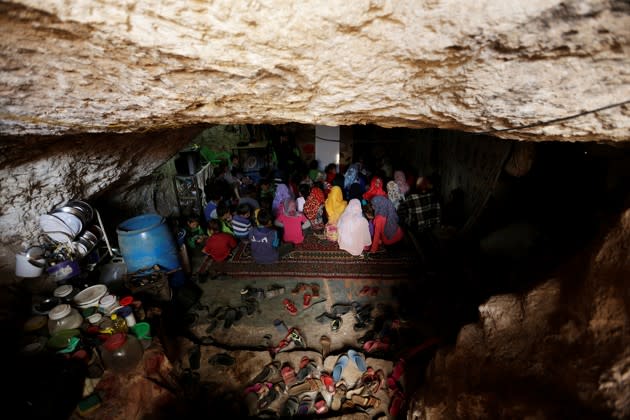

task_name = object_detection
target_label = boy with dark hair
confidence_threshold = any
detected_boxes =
[250,209,294,264]
[215,203,235,236]
[197,219,237,282]
[231,203,253,241]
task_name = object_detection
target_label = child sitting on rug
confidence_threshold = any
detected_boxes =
[250,209,294,264]
[274,198,311,245]
[231,203,253,242]
[197,219,237,282]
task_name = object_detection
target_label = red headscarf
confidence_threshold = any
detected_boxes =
[363,176,387,201]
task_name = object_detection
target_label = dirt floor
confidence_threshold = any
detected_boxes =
[161,245,432,419]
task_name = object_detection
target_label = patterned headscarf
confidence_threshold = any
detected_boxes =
[325,186,347,224]
[344,163,360,191]
[303,187,325,220]
[363,176,387,201]
[272,184,293,216]
[371,195,399,240]
[387,181,403,210]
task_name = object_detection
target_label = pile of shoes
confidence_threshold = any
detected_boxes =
[245,347,388,418]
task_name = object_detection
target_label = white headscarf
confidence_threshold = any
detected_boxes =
[336,199,372,256]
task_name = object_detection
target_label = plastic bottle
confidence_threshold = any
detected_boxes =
[110,314,128,334]
[99,333,143,373]
[48,304,83,335]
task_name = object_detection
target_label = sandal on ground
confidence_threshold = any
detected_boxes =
[297,395,313,416]
[358,285,371,296]
[265,284,285,298]
[320,372,335,393]
[251,361,281,384]
[332,354,349,382]
[331,382,347,411]
[350,394,381,409]
[315,312,337,323]
[281,363,297,386]
[357,330,375,345]
[291,282,308,295]
[331,317,343,332]
[347,349,367,372]
[288,377,322,396]
[314,394,328,414]
[309,282,320,298]
[303,293,312,309]
[320,335,331,359]
[208,352,235,366]
[282,298,298,315]
[331,302,355,316]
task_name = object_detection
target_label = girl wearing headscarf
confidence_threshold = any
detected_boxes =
[274,198,310,244]
[325,186,347,225]
[337,199,372,256]
[387,180,403,210]
[303,186,326,231]
[394,171,410,196]
[362,176,387,201]
[272,183,293,217]
[369,195,404,253]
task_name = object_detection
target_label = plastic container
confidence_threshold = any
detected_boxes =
[116,214,184,287]
[100,333,143,374]
[131,322,152,349]
[53,285,77,303]
[110,314,128,334]
[117,306,136,328]
[48,304,83,335]
[15,253,45,277]
[98,294,118,315]
[99,257,127,292]
[46,260,81,282]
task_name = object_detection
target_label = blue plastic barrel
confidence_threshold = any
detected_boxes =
[116,214,184,287]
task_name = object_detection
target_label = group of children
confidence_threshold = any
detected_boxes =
[183,150,442,278]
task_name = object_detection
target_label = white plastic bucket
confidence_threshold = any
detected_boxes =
[15,253,45,277]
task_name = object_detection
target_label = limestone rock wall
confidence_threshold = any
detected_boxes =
[0,127,202,278]
[410,209,630,419]
[1,0,629,141]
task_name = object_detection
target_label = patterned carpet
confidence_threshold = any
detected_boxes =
[212,232,417,279]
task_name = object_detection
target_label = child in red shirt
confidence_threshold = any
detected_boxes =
[197,219,237,282]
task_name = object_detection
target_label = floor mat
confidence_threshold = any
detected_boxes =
[213,233,417,279]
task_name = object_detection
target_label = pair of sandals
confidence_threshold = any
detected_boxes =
[332,349,367,382]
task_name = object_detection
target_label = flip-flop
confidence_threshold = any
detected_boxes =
[320,372,335,393]
[315,312,337,323]
[314,394,328,414]
[320,335,331,359]
[331,317,343,332]
[208,352,235,366]
[331,303,355,316]
[291,282,307,295]
[347,349,367,373]
[358,285,371,296]
[297,395,313,415]
[309,283,320,298]
[282,298,298,315]
[303,293,312,309]
[281,363,297,386]
[332,354,349,382]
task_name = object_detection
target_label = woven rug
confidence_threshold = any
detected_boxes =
[212,233,417,279]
